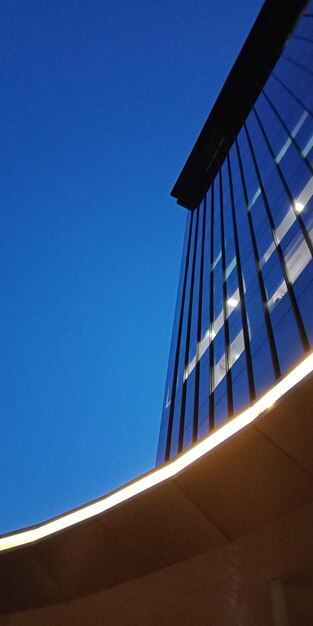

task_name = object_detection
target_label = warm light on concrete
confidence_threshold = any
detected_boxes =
[1,351,312,553]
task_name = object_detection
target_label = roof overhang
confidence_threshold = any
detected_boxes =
[1,353,313,623]
[171,0,308,210]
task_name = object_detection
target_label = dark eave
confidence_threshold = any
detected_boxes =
[171,0,307,210]
[1,370,313,623]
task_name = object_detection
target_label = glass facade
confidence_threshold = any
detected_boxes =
[157,1,313,464]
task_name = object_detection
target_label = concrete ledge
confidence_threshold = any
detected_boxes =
[0,371,313,623]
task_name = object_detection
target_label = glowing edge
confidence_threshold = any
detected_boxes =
[1,352,313,553]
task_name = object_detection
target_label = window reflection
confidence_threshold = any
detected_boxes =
[184,172,313,387]
[159,2,313,463]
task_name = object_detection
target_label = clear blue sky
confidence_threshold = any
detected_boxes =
[1,0,263,532]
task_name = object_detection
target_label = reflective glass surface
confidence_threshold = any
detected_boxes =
[156,4,313,465]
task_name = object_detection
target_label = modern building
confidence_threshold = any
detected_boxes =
[157,0,313,464]
[1,1,313,624]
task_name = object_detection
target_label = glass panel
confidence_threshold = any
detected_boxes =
[158,3,313,462]
[183,372,196,449]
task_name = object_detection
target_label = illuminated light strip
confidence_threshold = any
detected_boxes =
[275,111,308,164]
[247,187,261,211]
[184,286,241,381]
[302,135,313,159]
[1,352,313,553]
[186,176,313,381]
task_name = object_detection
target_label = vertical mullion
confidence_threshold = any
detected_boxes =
[178,206,200,453]
[165,213,193,461]
[244,119,310,353]
[271,71,313,117]
[193,194,207,442]
[218,153,233,417]
[227,150,256,401]
[254,98,313,257]
[235,136,281,380]
[209,180,215,429]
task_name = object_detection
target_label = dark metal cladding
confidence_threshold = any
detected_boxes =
[171,0,308,210]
